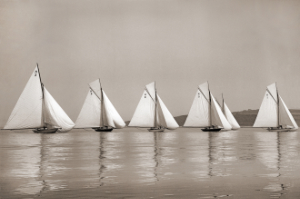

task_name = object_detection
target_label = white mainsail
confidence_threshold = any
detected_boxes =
[253,83,298,129]
[253,83,278,127]
[183,82,232,130]
[75,79,125,129]
[4,67,44,129]
[128,82,179,129]
[183,86,209,127]
[221,97,240,129]
[4,65,75,131]
[75,89,101,128]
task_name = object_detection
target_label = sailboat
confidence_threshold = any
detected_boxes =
[253,83,298,132]
[3,64,75,133]
[220,94,240,130]
[75,79,125,132]
[183,82,232,131]
[128,82,179,132]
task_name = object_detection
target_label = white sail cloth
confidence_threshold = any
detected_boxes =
[75,89,101,128]
[4,67,44,129]
[183,82,232,130]
[101,90,126,128]
[253,83,298,129]
[75,80,126,129]
[128,82,179,129]
[43,88,75,131]
[4,66,75,131]
[223,102,240,129]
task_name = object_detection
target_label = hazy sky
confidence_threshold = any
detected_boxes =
[1,0,300,127]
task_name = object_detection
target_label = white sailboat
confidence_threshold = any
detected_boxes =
[253,83,298,132]
[75,79,125,131]
[183,82,232,131]
[221,94,240,130]
[3,64,75,133]
[128,82,179,132]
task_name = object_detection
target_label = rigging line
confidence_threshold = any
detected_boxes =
[88,85,101,100]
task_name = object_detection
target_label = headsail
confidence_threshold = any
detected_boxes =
[278,95,298,129]
[75,89,101,128]
[101,90,126,129]
[156,95,179,129]
[43,88,75,131]
[210,94,232,130]
[222,99,240,129]
[4,66,44,129]
[253,83,278,127]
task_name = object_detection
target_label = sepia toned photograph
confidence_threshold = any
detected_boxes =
[0,0,300,198]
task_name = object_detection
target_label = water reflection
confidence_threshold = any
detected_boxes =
[255,131,298,195]
[1,128,300,198]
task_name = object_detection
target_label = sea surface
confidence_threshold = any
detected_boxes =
[1,128,300,199]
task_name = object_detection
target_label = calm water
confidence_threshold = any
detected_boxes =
[1,128,300,199]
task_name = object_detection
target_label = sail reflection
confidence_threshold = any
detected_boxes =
[0,131,43,195]
[255,131,298,193]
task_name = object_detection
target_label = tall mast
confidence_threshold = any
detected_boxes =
[222,93,225,114]
[208,82,212,127]
[99,78,104,127]
[276,82,280,127]
[36,63,45,127]
[154,81,158,128]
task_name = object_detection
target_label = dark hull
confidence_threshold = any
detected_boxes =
[148,128,164,132]
[33,128,58,134]
[201,128,222,132]
[267,128,296,132]
[93,127,113,132]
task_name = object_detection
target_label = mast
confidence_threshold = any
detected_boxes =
[36,63,45,128]
[154,81,158,128]
[276,82,280,127]
[208,82,212,127]
[222,93,225,114]
[99,78,104,128]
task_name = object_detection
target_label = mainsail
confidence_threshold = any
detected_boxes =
[221,95,240,129]
[75,79,125,129]
[183,82,232,130]
[253,83,298,129]
[4,65,75,131]
[128,82,179,129]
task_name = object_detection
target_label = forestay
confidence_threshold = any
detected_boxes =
[4,67,44,129]
[75,89,101,128]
